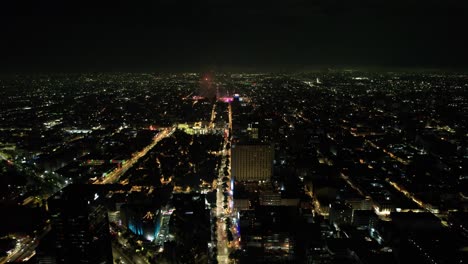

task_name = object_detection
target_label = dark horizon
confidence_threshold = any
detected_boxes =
[1,1,468,73]
[0,64,467,75]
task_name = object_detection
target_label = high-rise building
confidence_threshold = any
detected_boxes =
[36,232,57,264]
[232,144,274,182]
[47,185,113,264]
[239,206,297,263]
[120,205,162,242]
[352,210,378,229]
[259,190,281,206]
[329,202,353,227]
[259,190,300,207]
[247,122,259,140]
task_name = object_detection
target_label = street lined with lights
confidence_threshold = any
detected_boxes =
[93,127,175,184]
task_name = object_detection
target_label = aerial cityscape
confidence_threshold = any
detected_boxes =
[0,71,466,263]
[1,1,468,264]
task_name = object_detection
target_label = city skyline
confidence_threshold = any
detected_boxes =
[0,71,466,263]
[0,1,467,263]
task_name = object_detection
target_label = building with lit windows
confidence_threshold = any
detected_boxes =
[232,144,274,182]
[47,185,113,264]
[239,206,297,263]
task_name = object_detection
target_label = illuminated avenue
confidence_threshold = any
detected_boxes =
[93,127,176,185]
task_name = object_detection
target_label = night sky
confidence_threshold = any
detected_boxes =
[1,1,467,72]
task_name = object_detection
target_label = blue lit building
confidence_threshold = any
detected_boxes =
[121,205,162,241]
